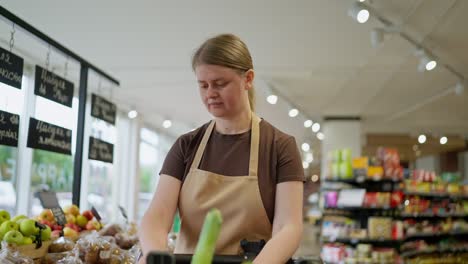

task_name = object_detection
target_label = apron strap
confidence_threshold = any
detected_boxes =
[249,113,260,177]
[191,120,215,170]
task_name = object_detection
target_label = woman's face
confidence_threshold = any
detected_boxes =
[195,64,252,118]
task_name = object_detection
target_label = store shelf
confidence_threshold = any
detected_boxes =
[322,237,401,246]
[399,212,468,218]
[404,230,468,241]
[325,206,393,211]
[324,177,402,184]
[400,248,468,258]
[404,191,468,199]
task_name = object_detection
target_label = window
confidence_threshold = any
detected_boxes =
[0,81,25,215]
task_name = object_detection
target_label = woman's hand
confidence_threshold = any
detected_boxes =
[253,181,304,264]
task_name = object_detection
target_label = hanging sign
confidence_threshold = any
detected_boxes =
[0,110,20,147]
[0,46,23,89]
[34,65,74,107]
[91,94,116,125]
[88,136,114,163]
[27,118,72,155]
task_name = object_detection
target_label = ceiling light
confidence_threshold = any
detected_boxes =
[418,134,426,144]
[348,2,370,24]
[302,161,310,169]
[266,94,278,104]
[317,132,325,140]
[311,174,319,182]
[370,28,384,48]
[301,143,310,152]
[412,144,418,151]
[128,110,138,119]
[440,136,448,145]
[162,119,172,128]
[312,123,321,133]
[288,108,299,117]
[455,82,465,95]
[306,152,314,163]
[417,53,437,72]
[304,120,313,128]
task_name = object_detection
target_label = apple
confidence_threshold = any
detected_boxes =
[65,214,76,224]
[11,214,27,223]
[52,224,63,231]
[21,236,33,245]
[0,220,19,239]
[19,219,40,236]
[82,210,94,221]
[76,215,88,228]
[51,230,61,239]
[63,227,78,238]
[65,223,80,232]
[3,230,24,244]
[38,209,56,224]
[0,210,11,225]
[63,205,80,216]
[41,226,52,241]
[85,220,102,231]
[39,219,53,229]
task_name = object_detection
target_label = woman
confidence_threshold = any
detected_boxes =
[139,33,304,264]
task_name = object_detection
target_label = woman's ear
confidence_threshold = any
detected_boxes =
[244,69,255,90]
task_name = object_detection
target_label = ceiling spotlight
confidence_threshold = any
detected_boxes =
[266,94,278,105]
[418,134,427,144]
[455,82,465,95]
[128,110,138,119]
[304,120,313,128]
[348,2,370,24]
[302,161,310,169]
[162,119,172,128]
[440,136,448,145]
[289,108,299,117]
[311,174,319,182]
[412,144,418,151]
[301,143,310,152]
[312,123,321,133]
[370,28,384,48]
[306,152,314,163]
[317,132,325,140]
[417,53,437,72]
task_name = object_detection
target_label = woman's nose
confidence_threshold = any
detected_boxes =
[206,86,218,98]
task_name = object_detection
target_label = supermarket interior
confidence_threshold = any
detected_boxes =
[0,1,468,263]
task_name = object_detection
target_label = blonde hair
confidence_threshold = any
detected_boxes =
[192,33,255,111]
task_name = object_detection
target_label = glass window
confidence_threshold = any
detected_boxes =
[87,117,116,220]
[30,97,78,216]
[0,81,25,215]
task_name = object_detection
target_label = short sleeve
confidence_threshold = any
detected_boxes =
[159,136,186,181]
[276,136,305,183]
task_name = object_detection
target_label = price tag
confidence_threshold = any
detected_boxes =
[91,206,102,222]
[118,205,129,222]
[36,191,66,225]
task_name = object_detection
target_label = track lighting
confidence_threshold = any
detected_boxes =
[312,123,321,133]
[162,119,172,128]
[416,50,437,72]
[304,120,313,128]
[455,82,465,95]
[348,2,370,24]
[440,136,448,145]
[370,28,384,48]
[288,108,299,117]
[301,143,310,152]
[306,152,314,163]
[128,110,138,119]
[266,94,278,105]
[418,134,426,144]
[317,132,325,140]
[302,161,310,169]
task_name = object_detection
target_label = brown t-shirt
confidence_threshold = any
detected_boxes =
[160,118,305,224]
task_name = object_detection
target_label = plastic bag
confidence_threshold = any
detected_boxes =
[0,242,34,264]
[48,236,75,253]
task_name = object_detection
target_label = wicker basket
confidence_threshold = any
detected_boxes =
[14,240,52,259]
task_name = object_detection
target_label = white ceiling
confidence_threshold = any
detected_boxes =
[2,0,467,152]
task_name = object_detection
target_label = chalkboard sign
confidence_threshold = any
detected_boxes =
[34,65,74,107]
[88,136,114,163]
[0,110,19,147]
[27,118,72,155]
[91,206,102,222]
[36,191,67,226]
[91,94,116,125]
[0,46,23,89]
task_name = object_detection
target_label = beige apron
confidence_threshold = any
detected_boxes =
[175,113,272,255]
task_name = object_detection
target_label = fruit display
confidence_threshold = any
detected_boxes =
[0,209,52,247]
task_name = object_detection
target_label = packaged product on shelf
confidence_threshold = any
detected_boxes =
[352,157,368,177]
[368,217,392,239]
[366,166,384,180]
[48,237,75,253]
